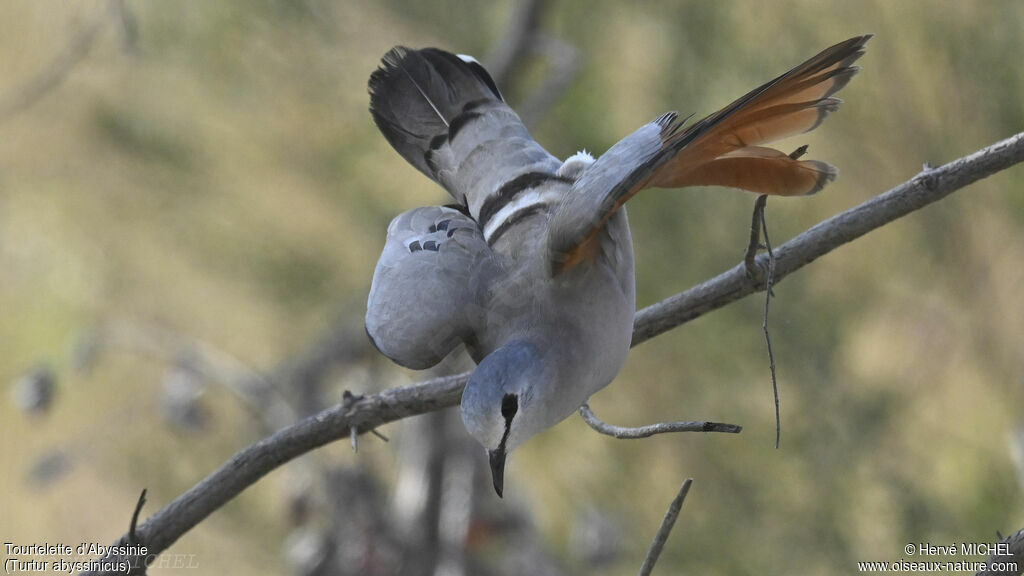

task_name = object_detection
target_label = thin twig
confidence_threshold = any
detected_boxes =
[975,526,1024,576]
[87,321,299,430]
[485,0,549,87]
[517,35,581,128]
[632,131,1024,345]
[579,404,741,437]
[0,1,119,124]
[483,0,579,128]
[110,0,139,53]
[743,195,768,278]
[638,479,693,576]
[80,131,1024,575]
[341,390,389,452]
[81,372,469,575]
[744,195,782,447]
[128,489,147,546]
[758,199,781,449]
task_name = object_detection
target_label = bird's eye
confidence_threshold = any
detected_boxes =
[500,393,518,420]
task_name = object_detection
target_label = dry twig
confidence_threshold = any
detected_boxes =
[0,1,124,124]
[638,479,693,576]
[976,527,1024,576]
[578,404,741,437]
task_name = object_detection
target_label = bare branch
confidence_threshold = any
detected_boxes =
[638,479,693,576]
[516,35,581,128]
[743,195,768,278]
[743,195,782,447]
[85,321,300,430]
[578,404,741,437]
[82,372,468,576]
[128,489,146,547]
[976,527,1024,576]
[632,131,1024,346]
[757,199,781,449]
[81,132,1024,575]
[484,0,581,128]
[0,1,121,124]
[485,0,549,86]
[110,0,139,53]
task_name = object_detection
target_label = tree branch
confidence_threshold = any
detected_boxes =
[632,131,1024,345]
[485,0,549,87]
[578,403,741,437]
[638,478,693,576]
[484,0,581,129]
[82,131,1024,575]
[0,0,122,125]
[82,372,468,575]
[976,526,1024,576]
[756,198,781,449]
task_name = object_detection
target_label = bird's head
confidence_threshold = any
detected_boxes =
[460,340,550,498]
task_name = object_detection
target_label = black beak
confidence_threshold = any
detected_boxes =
[488,448,506,498]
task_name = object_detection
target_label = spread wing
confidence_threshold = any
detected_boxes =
[369,47,563,235]
[366,206,501,370]
[548,35,871,273]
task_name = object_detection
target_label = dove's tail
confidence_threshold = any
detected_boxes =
[369,47,504,187]
[369,47,565,232]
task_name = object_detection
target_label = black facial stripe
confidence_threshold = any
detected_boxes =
[497,393,518,453]
[501,393,518,420]
[498,418,512,454]
[477,172,571,231]
[486,202,548,246]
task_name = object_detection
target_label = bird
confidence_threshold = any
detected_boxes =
[365,35,870,497]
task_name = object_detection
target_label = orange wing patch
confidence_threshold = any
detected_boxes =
[552,35,870,275]
[651,35,870,195]
[671,146,837,196]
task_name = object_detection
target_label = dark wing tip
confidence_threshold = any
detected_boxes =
[368,45,410,98]
[655,111,678,127]
[803,161,838,196]
[836,34,873,65]
[367,45,412,127]
[455,53,504,102]
[417,48,504,102]
[840,34,874,55]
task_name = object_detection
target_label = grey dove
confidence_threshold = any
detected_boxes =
[365,36,870,496]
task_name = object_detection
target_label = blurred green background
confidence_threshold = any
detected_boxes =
[2,1,1023,574]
